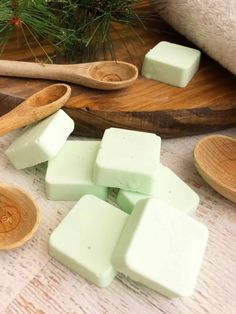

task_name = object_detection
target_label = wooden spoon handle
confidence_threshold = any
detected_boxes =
[0,60,66,81]
[0,60,100,89]
[0,102,31,136]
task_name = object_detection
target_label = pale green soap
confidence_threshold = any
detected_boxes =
[112,198,208,298]
[116,165,199,215]
[5,110,74,169]
[93,127,161,194]
[142,41,201,87]
[49,195,128,287]
[45,140,107,201]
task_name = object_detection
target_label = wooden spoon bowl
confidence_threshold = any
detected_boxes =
[194,135,236,203]
[26,83,70,108]
[88,61,138,86]
[0,183,40,250]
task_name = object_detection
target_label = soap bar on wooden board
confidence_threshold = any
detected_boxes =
[116,165,199,215]
[142,41,201,87]
[5,110,74,169]
[49,195,128,287]
[45,140,108,201]
[112,198,208,298]
[93,127,161,194]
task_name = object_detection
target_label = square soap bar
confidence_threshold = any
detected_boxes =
[93,128,161,194]
[116,165,199,215]
[45,140,107,201]
[112,198,208,298]
[5,110,74,169]
[49,195,128,287]
[142,41,201,87]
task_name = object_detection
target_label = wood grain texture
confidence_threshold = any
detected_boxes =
[0,183,40,250]
[0,20,236,137]
[0,128,236,313]
[0,84,71,136]
[0,60,138,90]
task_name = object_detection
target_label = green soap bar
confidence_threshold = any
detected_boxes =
[93,127,161,194]
[49,195,128,287]
[112,198,208,298]
[142,41,201,87]
[116,165,199,215]
[45,140,107,201]
[5,110,74,169]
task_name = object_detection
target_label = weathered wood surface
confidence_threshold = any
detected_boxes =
[0,20,236,138]
[0,128,236,313]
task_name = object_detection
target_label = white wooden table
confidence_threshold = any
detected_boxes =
[0,128,236,314]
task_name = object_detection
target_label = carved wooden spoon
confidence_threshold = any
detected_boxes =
[0,83,71,136]
[194,134,236,203]
[0,60,138,90]
[0,183,40,250]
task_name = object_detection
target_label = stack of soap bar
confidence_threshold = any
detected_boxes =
[45,140,108,201]
[142,41,201,87]
[112,198,208,298]
[93,128,161,194]
[5,110,74,169]
[49,195,128,287]
[116,165,199,215]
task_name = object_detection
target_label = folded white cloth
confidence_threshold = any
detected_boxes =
[158,0,236,75]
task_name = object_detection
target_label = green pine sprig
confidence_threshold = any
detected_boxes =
[0,0,165,62]
[0,1,15,53]
[48,0,145,61]
[0,0,76,62]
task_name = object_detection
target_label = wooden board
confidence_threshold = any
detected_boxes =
[0,20,236,138]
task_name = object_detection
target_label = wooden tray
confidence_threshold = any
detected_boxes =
[0,21,236,138]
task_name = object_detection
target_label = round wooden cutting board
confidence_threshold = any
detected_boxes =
[0,20,235,138]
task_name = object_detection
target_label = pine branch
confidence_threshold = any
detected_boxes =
[0,0,165,62]
[0,0,76,62]
[56,0,146,61]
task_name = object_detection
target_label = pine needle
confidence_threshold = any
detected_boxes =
[0,0,165,62]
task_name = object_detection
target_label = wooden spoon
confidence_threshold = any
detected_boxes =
[194,135,236,203]
[0,83,71,136]
[0,60,138,90]
[0,183,40,250]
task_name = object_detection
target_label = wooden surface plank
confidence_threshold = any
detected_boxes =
[0,20,236,138]
[1,128,236,313]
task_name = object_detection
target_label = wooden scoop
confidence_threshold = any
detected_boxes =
[194,135,236,203]
[0,60,138,90]
[0,183,40,250]
[0,83,71,136]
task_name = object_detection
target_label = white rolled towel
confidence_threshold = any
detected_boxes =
[157,0,236,75]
